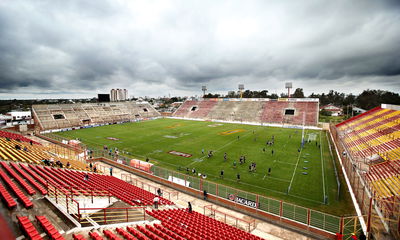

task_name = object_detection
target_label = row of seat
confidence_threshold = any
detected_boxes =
[147,208,263,240]
[10,162,48,194]
[0,180,17,208]
[36,215,65,240]
[17,215,64,240]
[0,161,36,195]
[0,168,33,208]
[17,216,43,240]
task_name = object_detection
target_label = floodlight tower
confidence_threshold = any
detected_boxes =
[201,86,207,97]
[285,82,292,98]
[238,84,244,99]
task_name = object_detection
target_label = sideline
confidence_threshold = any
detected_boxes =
[328,129,367,233]
[320,131,326,202]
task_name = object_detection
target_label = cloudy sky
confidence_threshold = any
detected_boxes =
[0,0,399,99]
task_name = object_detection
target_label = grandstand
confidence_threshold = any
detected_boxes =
[333,104,400,238]
[336,104,400,163]
[32,102,160,131]
[173,98,319,126]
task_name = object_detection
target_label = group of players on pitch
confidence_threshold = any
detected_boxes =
[197,134,277,182]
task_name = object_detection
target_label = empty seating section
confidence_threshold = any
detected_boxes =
[189,101,217,118]
[10,162,47,194]
[89,231,104,240]
[36,215,65,240]
[0,180,17,209]
[366,160,400,199]
[33,102,161,131]
[23,163,172,206]
[17,216,43,240]
[0,168,33,208]
[336,107,400,160]
[147,208,263,240]
[336,106,400,200]
[173,100,196,117]
[0,161,36,195]
[73,217,264,240]
[103,229,122,240]
[0,130,40,144]
[116,227,136,240]
[261,101,288,124]
[73,234,86,240]
[173,99,318,126]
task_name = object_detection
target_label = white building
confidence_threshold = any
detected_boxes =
[110,89,128,102]
[2,111,33,127]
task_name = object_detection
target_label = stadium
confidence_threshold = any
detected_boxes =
[0,93,398,240]
[1,1,400,240]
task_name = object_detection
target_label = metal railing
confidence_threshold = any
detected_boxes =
[203,205,256,232]
[79,207,147,225]
[121,173,179,201]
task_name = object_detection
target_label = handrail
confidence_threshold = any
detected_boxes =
[203,205,256,232]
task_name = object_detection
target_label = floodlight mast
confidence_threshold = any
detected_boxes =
[201,86,207,97]
[285,82,292,98]
[238,84,244,99]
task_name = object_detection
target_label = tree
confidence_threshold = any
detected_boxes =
[292,88,305,98]
[320,109,332,116]
[203,93,220,98]
[356,90,400,110]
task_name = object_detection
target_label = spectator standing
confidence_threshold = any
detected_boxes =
[109,167,113,176]
[188,202,192,213]
[153,196,159,209]
[157,188,162,197]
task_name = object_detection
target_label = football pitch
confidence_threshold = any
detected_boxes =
[54,118,353,215]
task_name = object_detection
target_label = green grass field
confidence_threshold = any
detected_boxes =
[54,118,354,215]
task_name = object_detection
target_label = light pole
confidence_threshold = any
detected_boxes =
[202,86,207,97]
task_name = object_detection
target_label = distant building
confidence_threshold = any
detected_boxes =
[353,107,366,114]
[320,104,342,116]
[1,111,33,127]
[110,89,128,102]
[98,94,110,102]
[0,115,12,127]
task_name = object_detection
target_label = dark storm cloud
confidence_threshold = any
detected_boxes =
[0,0,399,99]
